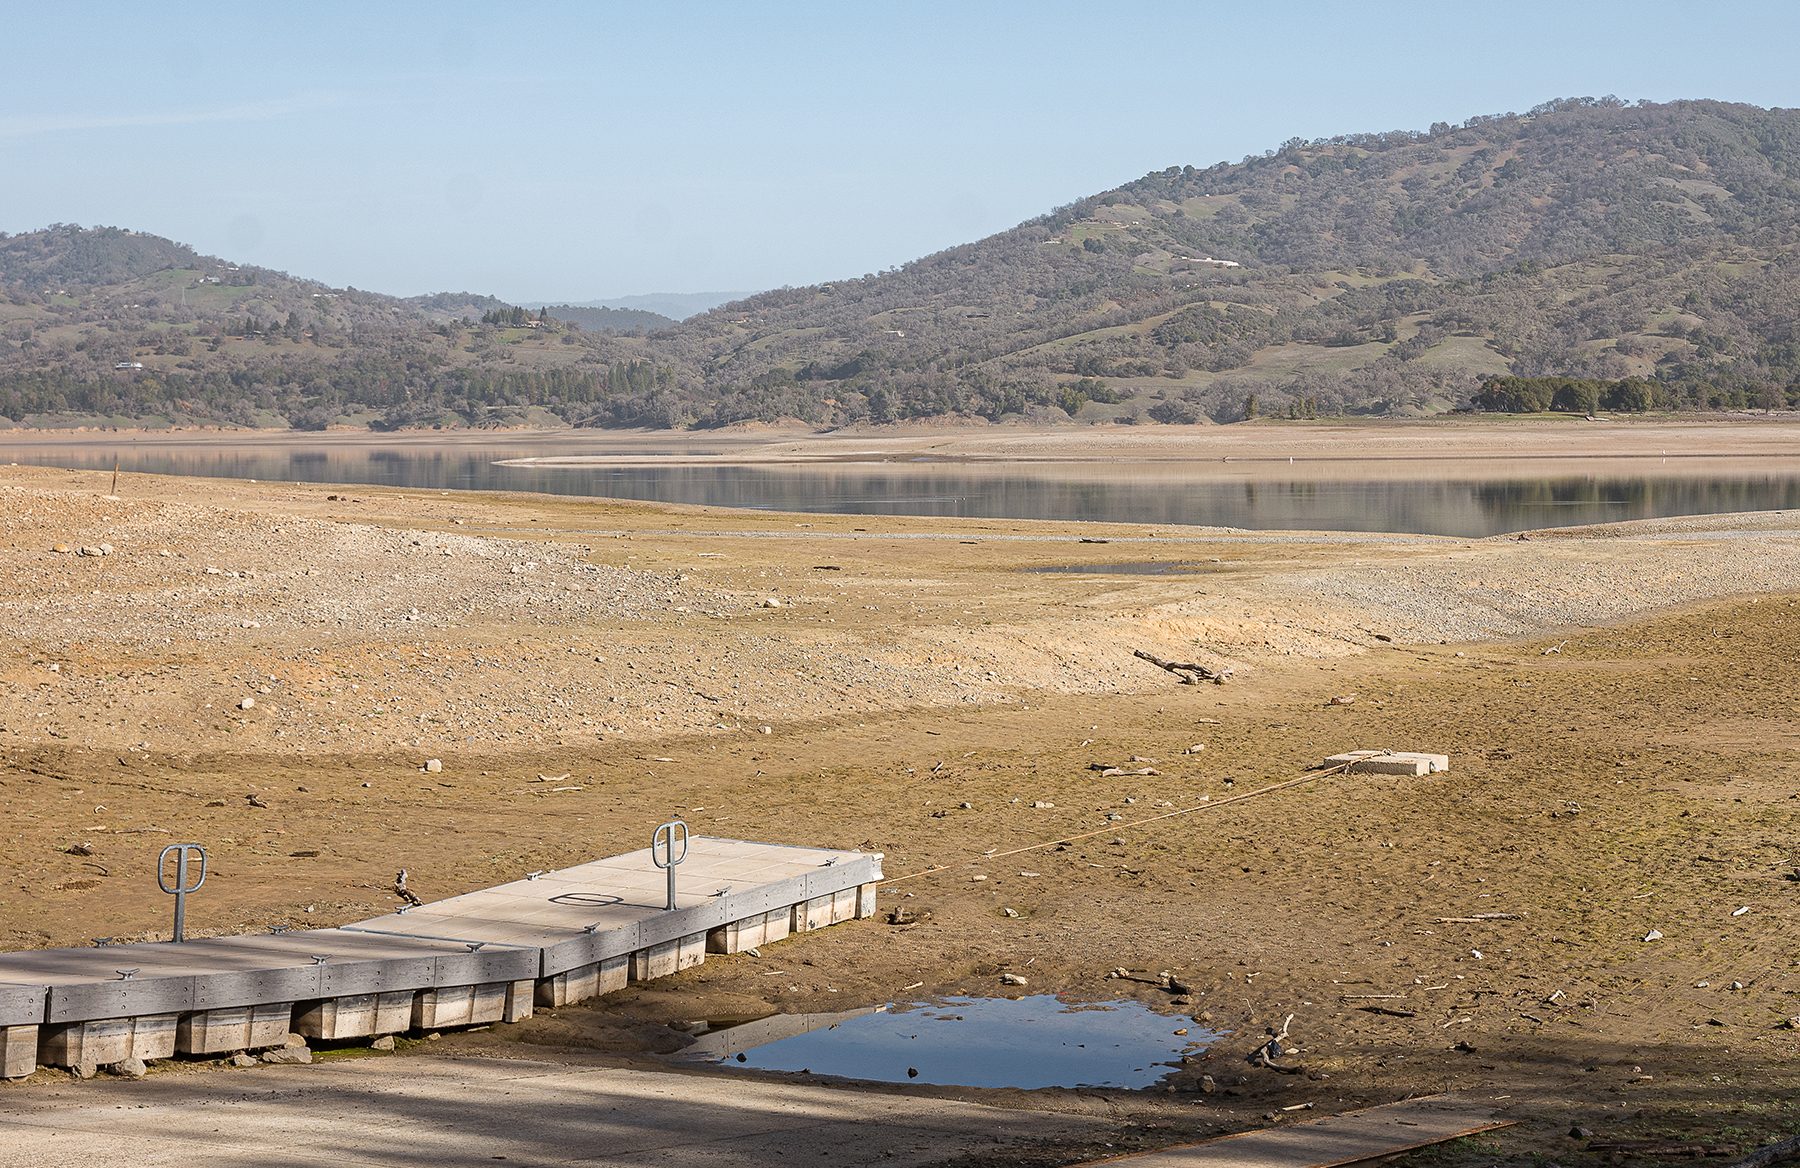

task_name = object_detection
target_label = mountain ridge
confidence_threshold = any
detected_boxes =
[5,96,1800,430]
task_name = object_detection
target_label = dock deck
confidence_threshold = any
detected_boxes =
[0,836,881,1076]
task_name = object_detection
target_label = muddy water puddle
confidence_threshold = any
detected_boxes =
[677,995,1219,1089]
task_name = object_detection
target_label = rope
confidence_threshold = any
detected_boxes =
[882,754,1381,886]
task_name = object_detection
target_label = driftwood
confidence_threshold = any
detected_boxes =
[394,869,424,907]
[1727,1131,1800,1168]
[1357,1005,1418,1018]
[1591,1141,1739,1159]
[1250,1012,1306,1073]
[1134,649,1231,685]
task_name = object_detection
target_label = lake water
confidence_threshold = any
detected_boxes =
[5,437,1799,538]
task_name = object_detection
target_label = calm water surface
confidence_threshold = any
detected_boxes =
[5,439,1799,538]
[682,995,1216,1090]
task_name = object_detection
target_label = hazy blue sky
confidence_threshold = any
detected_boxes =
[5,2,1798,301]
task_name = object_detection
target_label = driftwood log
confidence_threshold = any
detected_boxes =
[1727,1131,1800,1168]
[1134,649,1231,685]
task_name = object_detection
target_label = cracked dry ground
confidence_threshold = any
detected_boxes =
[2,462,1799,1167]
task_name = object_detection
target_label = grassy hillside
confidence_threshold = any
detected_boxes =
[6,97,1800,430]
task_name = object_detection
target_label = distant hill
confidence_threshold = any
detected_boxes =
[0,225,199,289]
[540,304,677,333]
[543,292,755,321]
[617,97,1800,425]
[6,98,1800,431]
[402,291,512,321]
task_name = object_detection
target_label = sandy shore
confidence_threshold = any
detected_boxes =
[8,417,1800,469]
[3,437,1799,1166]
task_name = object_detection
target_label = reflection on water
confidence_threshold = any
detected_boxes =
[4,439,1799,537]
[680,995,1216,1090]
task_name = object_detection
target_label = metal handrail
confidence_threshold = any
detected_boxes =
[651,820,689,911]
[157,844,207,942]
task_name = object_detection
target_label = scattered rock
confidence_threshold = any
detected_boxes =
[1187,744,1205,754]
[238,697,255,710]
[1644,929,1663,941]
[1000,973,1028,986]
[760,726,772,735]
[424,759,443,773]
[761,597,782,608]
[230,1053,259,1067]
[73,1061,97,1079]
[1002,908,1020,918]
[284,1032,307,1048]
[107,1057,146,1078]
[64,843,95,856]
[51,543,70,554]
[1328,694,1357,706]
[239,620,260,629]
[247,793,269,808]
[427,1032,441,1041]
[1031,801,1054,809]
[1200,1074,1217,1093]
[371,1035,396,1051]
[262,1046,312,1065]
[1571,1126,1595,1140]
[959,801,973,809]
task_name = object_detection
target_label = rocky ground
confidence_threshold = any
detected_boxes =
[2,446,1799,1168]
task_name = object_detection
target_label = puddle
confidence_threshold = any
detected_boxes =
[1022,561,1219,576]
[678,995,1219,1089]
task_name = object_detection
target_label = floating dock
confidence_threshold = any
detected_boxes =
[0,836,880,1076]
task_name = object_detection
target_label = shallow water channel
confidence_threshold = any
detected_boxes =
[678,995,1217,1090]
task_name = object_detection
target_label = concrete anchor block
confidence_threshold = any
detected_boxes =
[1324,750,1449,776]
[708,911,784,955]
[293,991,416,1041]
[178,1002,295,1055]
[534,956,628,1008]
[40,1014,178,1067]
[829,887,858,925]
[793,895,836,933]
[502,979,534,1024]
[629,934,705,983]
[0,1024,38,1079]
[411,982,507,1031]
[855,882,879,920]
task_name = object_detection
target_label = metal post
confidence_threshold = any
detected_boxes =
[157,844,207,942]
[651,820,689,911]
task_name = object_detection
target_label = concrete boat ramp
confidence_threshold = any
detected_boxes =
[0,836,880,1077]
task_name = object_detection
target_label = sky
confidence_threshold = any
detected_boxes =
[5,2,1800,303]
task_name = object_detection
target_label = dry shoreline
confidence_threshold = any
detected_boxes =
[5,416,1800,467]
[2,434,1799,1167]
